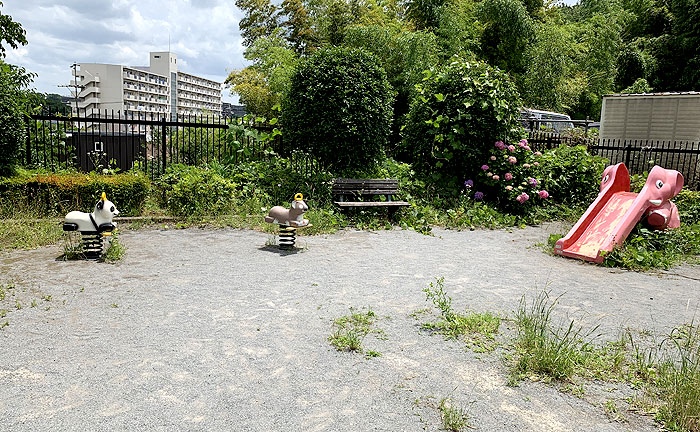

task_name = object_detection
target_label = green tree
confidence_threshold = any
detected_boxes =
[0,1,26,58]
[0,61,34,175]
[343,25,438,145]
[282,47,394,173]
[477,0,534,77]
[406,0,448,30]
[280,0,317,54]
[434,0,482,59]
[615,46,646,90]
[225,67,277,116]
[521,24,579,112]
[235,0,280,47]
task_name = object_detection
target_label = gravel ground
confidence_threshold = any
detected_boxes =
[1,223,698,431]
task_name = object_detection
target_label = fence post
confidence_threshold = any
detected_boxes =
[624,141,632,168]
[25,122,31,166]
[161,116,167,174]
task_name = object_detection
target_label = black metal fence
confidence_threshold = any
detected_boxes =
[24,110,322,179]
[590,139,700,190]
[25,111,700,189]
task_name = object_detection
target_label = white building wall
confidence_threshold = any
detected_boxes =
[71,52,223,119]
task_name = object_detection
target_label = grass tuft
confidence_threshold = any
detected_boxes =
[438,397,471,431]
[423,277,500,351]
[328,307,381,354]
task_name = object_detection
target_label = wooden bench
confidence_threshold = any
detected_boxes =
[332,178,410,215]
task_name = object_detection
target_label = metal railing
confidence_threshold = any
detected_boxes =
[24,109,294,179]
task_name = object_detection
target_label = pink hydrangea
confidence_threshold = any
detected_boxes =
[516,193,530,204]
[492,175,500,181]
[507,145,516,152]
[523,145,531,151]
[481,164,489,171]
[508,156,517,164]
[538,190,549,199]
[533,162,540,166]
[504,172,513,181]
[519,139,528,146]
[495,141,506,150]
[534,151,542,156]
[505,185,513,191]
[490,155,497,161]
[523,163,531,169]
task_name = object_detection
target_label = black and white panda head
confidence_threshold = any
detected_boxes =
[95,192,119,219]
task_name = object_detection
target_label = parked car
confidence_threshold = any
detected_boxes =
[520,108,574,133]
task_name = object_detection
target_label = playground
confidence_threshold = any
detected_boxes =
[1,225,698,431]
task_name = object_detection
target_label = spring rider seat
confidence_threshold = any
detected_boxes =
[63,192,119,259]
[264,193,310,249]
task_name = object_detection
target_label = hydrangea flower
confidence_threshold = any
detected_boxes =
[538,190,549,199]
[474,191,484,201]
[519,139,528,146]
[505,185,513,191]
[494,141,506,150]
[523,163,531,169]
[516,193,530,203]
[481,164,490,171]
[507,145,516,152]
[533,162,540,166]
[486,172,493,177]
[534,151,542,156]
[490,155,497,161]
[492,175,500,181]
[504,173,513,181]
[508,156,517,164]
[464,179,474,188]
[528,178,538,187]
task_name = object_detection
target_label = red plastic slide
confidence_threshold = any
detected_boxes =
[555,163,684,264]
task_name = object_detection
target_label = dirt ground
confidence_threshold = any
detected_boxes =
[1,224,698,431]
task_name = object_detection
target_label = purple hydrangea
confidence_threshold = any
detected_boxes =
[474,191,484,201]
[494,141,506,150]
[464,179,474,188]
[481,164,490,171]
[528,178,538,187]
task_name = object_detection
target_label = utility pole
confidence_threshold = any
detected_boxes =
[57,63,83,116]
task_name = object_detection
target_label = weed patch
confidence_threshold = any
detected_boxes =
[102,232,126,263]
[328,307,382,354]
[438,397,472,432]
[422,277,500,351]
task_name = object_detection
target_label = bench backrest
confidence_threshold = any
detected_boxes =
[332,178,399,196]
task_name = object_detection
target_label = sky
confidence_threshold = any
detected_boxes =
[2,0,246,103]
[2,0,581,104]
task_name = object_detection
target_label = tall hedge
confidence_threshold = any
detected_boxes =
[401,57,522,194]
[0,171,151,216]
[281,47,394,174]
[0,62,33,176]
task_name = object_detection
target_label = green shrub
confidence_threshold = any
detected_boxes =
[534,145,608,208]
[282,47,394,174]
[0,62,34,176]
[158,165,238,217]
[675,190,700,225]
[401,57,522,196]
[0,170,150,216]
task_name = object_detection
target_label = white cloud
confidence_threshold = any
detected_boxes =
[1,0,247,102]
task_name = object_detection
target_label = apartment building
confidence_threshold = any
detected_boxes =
[70,51,222,119]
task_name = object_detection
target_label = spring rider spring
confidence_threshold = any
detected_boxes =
[264,193,310,249]
[63,192,119,259]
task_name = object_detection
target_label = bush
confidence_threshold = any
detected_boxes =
[465,139,550,213]
[157,165,238,217]
[0,170,150,216]
[534,145,607,208]
[401,57,522,195]
[674,190,700,225]
[0,62,34,176]
[281,47,394,174]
